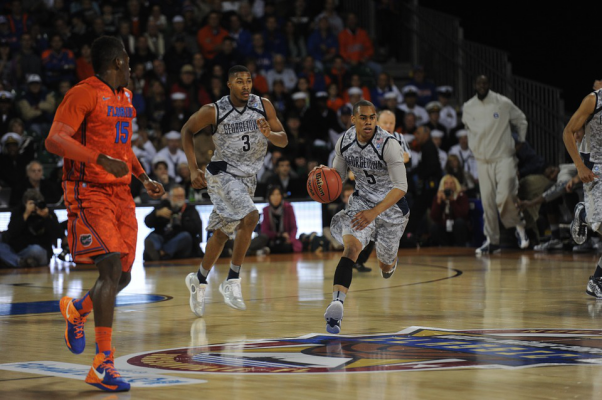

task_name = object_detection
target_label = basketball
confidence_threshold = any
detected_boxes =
[307,167,342,204]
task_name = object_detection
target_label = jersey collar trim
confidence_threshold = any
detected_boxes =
[94,75,123,95]
[228,95,247,115]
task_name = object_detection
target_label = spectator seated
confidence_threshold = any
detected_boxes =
[143,185,203,261]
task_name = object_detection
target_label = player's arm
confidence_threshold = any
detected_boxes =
[258,98,288,148]
[45,86,128,178]
[181,104,216,189]
[131,150,165,198]
[351,140,407,231]
[331,134,348,180]
[508,100,528,143]
[563,94,597,183]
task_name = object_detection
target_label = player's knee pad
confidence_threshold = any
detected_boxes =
[333,257,355,288]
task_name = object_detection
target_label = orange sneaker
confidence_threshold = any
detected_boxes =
[85,349,131,392]
[59,297,87,354]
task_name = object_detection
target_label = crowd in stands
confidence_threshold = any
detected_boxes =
[0,0,592,267]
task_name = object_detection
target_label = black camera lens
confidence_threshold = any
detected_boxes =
[443,189,452,197]
[36,201,47,209]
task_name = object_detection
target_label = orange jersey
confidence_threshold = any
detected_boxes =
[53,76,137,185]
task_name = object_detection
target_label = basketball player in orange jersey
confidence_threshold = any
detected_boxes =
[45,36,164,392]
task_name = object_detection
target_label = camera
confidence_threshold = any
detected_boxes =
[35,200,47,209]
[443,189,453,198]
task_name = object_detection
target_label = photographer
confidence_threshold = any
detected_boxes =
[143,185,203,261]
[429,175,470,247]
[0,189,60,268]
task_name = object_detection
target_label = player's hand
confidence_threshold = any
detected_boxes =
[257,118,271,138]
[144,179,165,199]
[351,209,378,231]
[97,154,129,178]
[577,165,597,183]
[190,168,207,189]
[310,164,327,173]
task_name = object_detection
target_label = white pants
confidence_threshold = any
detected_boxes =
[477,157,523,245]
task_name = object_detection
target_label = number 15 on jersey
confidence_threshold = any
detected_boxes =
[115,121,130,144]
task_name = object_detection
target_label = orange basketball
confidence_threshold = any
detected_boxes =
[307,167,343,204]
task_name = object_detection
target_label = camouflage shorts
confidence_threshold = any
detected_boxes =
[584,166,602,233]
[330,194,409,265]
[205,169,257,239]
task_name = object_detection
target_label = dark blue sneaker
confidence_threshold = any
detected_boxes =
[85,349,131,392]
[59,297,87,354]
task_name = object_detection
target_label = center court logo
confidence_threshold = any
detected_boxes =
[124,327,602,374]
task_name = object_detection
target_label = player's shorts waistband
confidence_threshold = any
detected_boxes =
[207,161,254,178]
[63,180,131,189]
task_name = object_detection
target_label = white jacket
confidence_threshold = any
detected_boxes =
[462,90,527,162]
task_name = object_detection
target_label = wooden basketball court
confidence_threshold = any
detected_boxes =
[2,248,602,400]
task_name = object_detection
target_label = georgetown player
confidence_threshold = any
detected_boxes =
[353,109,411,272]
[182,65,287,317]
[323,100,409,333]
[563,88,602,298]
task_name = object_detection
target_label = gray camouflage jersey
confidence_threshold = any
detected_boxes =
[208,94,268,177]
[585,89,602,162]
[392,132,411,156]
[340,126,396,204]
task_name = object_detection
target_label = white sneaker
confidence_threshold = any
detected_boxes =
[475,239,500,255]
[324,300,344,334]
[185,273,208,317]
[219,278,247,310]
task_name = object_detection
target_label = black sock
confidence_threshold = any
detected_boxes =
[594,265,602,278]
[227,263,241,280]
[197,266,210,284]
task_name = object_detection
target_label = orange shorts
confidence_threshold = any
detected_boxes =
[63,181,137,272]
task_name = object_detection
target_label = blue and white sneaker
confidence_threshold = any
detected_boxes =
[515,227,530,249]
[324,300,344,334]
[571,202,588,245]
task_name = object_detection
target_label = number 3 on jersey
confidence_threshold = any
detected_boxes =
[115,121,130,144]
[242,134,250,152]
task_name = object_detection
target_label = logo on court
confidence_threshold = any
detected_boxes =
[125,327,602,374]
[79,234,92,247]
